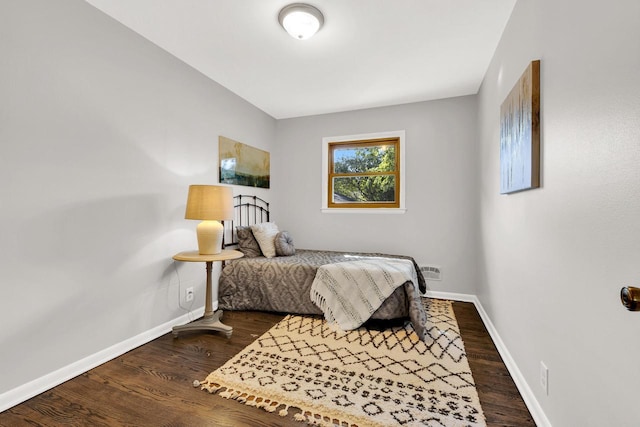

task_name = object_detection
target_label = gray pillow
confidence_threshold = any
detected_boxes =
[274,231,295,256]
[236,226,262,258]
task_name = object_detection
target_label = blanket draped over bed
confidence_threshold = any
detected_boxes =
[219,249,428,340]
[310,258,417,331]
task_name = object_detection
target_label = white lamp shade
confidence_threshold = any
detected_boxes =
[279,3,324,40]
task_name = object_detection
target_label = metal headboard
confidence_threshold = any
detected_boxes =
[223,195,270,248]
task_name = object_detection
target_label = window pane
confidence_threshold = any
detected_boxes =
[333,145,396,173]
[332,175,396,203]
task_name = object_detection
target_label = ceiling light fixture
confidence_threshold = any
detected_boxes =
[278,3,324,40]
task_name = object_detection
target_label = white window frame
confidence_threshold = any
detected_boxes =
[321,130,406,214]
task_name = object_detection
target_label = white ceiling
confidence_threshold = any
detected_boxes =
[85,0,516,119]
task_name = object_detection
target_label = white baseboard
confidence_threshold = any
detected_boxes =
[425,290,552,427]
[0,307,204,413]
[424,290,477,303]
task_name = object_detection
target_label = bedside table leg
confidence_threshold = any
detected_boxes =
[172,310,232,337]
[172,261,232,338]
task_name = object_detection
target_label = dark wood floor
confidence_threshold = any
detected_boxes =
[0,301,535,426]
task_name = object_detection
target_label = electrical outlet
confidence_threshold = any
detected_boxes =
[185,287,194,302]
[540,361,548,395]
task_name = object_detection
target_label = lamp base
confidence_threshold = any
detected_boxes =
[196,220,224,255]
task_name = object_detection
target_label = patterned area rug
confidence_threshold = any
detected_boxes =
[199,299,486,427]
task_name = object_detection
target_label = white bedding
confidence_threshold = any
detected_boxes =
[309,258,417,330]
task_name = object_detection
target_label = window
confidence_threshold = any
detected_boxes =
[322,131,406,213]
[328,138,399,208]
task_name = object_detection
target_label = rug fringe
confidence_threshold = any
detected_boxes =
[279,404,290,417]
[199,380,355,427]
[200,381,222,394]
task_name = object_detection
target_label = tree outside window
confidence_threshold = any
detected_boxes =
[328,137,400,208]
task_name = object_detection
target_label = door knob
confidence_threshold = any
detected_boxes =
[620,286,640,311]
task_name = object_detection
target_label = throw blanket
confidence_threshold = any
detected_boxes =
[310,258,417,330]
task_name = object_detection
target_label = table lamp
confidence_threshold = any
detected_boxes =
[184,185,234,255]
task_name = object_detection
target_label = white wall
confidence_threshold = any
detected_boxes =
[274,97,478,294]
[0,0,275,397]
[477,0,640,425]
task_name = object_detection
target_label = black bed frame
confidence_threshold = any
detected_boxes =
[222,195,270,248]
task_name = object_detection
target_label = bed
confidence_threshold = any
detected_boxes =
[218,195,428,338]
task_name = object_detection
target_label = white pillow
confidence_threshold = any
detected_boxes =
[250,222,279,258]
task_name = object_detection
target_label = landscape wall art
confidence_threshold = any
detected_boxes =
[219,136,270,189]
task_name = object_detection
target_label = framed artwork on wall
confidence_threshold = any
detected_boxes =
[219,136,270,189]
[500,60,541,194]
